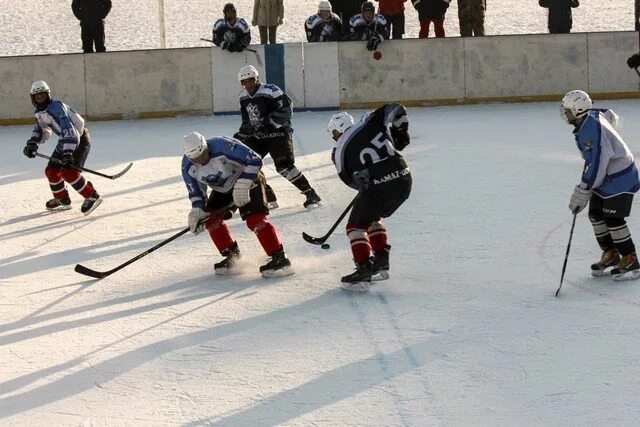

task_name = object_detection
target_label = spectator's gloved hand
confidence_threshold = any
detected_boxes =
[627,53,640,69]
[60,152,75,168]
[230,42,245,52]
[391,127,410,151]
[366,34,383,51]
[353,169,370,190]
[23,140,39,158]
[251,20,257,26]
[278,18,283,25]
[569,185,591,214]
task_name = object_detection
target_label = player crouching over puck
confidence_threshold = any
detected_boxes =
[181,131,294,278]
[327,104,412,291]
[562,90,640,280]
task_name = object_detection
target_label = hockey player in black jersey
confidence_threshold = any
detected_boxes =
[348,1,389,51]
[212,3,251,52]
[233,65,322,210]
[328,104,412,291]
[306,1,343,42]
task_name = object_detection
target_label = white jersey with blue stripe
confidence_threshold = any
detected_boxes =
[31,100,85,154]
[575,109,639,198]
[181,136,263,208]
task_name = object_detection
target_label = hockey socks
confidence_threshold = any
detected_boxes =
[346,223,371,264]
[45,165,96,199]
[246,214,282,256]
[367,221,388,253]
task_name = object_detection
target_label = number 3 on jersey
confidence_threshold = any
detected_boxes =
[359,132,395,165]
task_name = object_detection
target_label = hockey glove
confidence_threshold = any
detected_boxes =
[366,34,383,51]
[188,207,209,234]
[353,169,371,190]
[569,185,591,214]
[233,178,253,207]
[23,140,39,158]
[60,152,75,168]
[627,53,640,69]
[391,127,410,151]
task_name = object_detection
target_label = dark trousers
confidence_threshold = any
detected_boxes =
[258,26,277,44]
[81,21,106,53]
[384,12,405,39]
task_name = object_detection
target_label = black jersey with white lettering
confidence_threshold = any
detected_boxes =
[212,18,251,51]
[305,13,343,42]
[332,104,410,190]
[348,13,389,41]
[239,83,293,136]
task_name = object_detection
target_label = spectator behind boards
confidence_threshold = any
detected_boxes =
[71,0,112,53]
[213,3,251,52]
[329,0,365,37]
[252,0,284,44]
[349,1,389,51]
[457,0,485,37]
[539,0,579,34]
[374,0,407,39]
[412,0,450,38]
[306,1,343,42]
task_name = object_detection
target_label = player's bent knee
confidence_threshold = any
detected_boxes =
[246,213,269,232]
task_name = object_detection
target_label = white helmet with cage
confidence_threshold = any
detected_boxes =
[237,65,259,83]
[561,90,592,124]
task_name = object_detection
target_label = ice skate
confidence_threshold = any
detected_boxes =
[80,189,102,215]
[611,252,640,281]
[371,245,391,281]
[260,247,294,278]
[302,188,322,210]
[45,195,72,211]
[340,262,373,292]
[591,249,620,277]
[214,242,241,275]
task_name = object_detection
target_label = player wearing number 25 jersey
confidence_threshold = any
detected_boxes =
[327,103,413,290]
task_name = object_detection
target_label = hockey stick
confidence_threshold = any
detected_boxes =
[635,67,640,77]
[555,211,578,297]
[302,194,358,245]
[74,205,234,279]
[200,38,263,66]
[36,153,132,180]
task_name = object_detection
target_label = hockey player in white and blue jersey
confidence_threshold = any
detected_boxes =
[305,1,343,42]
[181,131,293,278]
[562,90,640,280]
[348,2,389,51]
[23,81,102,215]
[212,3,251,52]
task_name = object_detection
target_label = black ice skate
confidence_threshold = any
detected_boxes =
[302,188,322,210]
[260,247,294,278]
[371,245,391,281]
[46,195,72,211]
[214,242,241,275]
[341,262,373,292]
[80,189,102,215]
[611,252,640,281]
[591,249,620,277]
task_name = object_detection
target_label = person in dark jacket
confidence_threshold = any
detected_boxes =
[72,0,112,53]
[375,0,407,39]
[457,0,485,36]
[413,0,450,38]
[213,3,251,52]
[329,0,365,37]
[539,0,579,34]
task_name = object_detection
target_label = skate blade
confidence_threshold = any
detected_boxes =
[372,271,389,281]
[613,270,640,281]
[591,269,611,277]
[305,202,323,211]
[261,265,295,278]
[341,281,373,292]
[82,197,103,216]
[46,204,72,212]
[214,267,241,276]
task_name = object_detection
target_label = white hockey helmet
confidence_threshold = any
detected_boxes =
[327,112,355,138]
[561,90,592,124]
[238,65,259,83]
[318,1,332,12]
[30,80,51,107]
[184,131,208,159]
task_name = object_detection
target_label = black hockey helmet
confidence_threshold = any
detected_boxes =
[223,3,236,14]
[361,1,375,13]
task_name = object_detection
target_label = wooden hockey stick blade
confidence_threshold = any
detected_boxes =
[74,263,110,279]
[109,162,133,179]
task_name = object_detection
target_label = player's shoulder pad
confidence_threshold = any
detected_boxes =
[350,14,364,26]
[239,87,250,100]
[236,18,250,32]
[375,14,388,25]
[213,18,226,30]
[306,14,321,28]
[47,100,68,117]
[331,12,341,22]
[257,83,284,98]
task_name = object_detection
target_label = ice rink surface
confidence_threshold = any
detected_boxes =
[2,101,640,424]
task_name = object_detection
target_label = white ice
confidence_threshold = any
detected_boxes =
[2,101,640,425]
